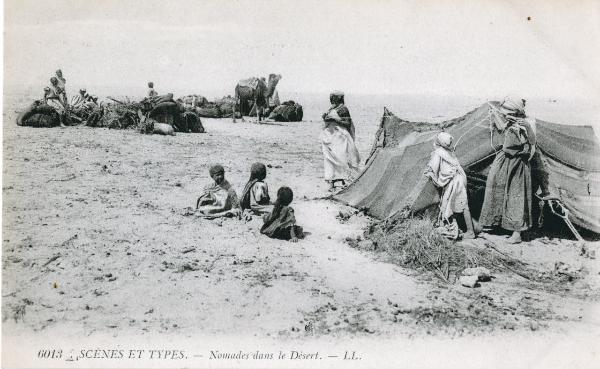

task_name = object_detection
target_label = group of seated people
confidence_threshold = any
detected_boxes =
[196,163,304,242]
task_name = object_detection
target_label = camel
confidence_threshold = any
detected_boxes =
[232,74,281,123]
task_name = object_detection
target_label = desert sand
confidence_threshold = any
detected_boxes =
[2,99,599,346]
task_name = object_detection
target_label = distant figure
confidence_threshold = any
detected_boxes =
[266,90,280,116]
[196,165,241,218]
[260,187,304,242]
[320,91,360,191]
[424,132,476,239]
[480,96,537,244]
[46,78,67,126]
[147,82,158,97]
[42,87,52,103]
[71,88,98,122]
[55,69,68,107]
[240,162,272,215]
[71,88,88,107]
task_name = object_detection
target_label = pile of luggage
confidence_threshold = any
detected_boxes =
[267,100,303,122]
[16,93,205,136]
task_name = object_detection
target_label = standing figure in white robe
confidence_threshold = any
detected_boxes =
[320,91,360,191]
[424,132,476,239]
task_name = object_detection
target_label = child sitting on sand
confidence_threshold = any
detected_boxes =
[260,187,304,242]
[196,164,241,219]
[240,162,273,216]
[424,132,477,239]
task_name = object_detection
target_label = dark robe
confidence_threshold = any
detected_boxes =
[480,122,534,231]
[260,205,303,240]
[324,104,355,139]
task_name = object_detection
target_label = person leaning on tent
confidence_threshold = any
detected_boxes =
[480,96,536,244]
[424,132,477,239]
[320,91,361,191]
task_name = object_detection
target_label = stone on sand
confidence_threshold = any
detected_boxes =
[462,267,491,282]
[459,275,479,288]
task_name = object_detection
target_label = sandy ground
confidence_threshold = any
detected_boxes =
[2,109,600,346]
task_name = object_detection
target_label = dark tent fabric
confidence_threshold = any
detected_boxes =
[333,103,600,233]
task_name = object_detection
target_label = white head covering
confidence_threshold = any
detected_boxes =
[500,95,526,116]
[434,132,454,150]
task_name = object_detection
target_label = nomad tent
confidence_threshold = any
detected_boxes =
[333,103,600,233]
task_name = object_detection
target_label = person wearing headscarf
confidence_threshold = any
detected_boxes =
[320,91,360,191]
[424,132,476,239]
[480,96,536,243]
[196,165,241,218]
[240,162,272,215]
[260,187,304,242]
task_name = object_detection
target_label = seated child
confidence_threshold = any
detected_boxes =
[260,187,304,242]
[424,132,476,239]
[196,165,241,219]
[240,162,273,215]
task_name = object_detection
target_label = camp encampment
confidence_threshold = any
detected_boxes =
[333,103,600,234]
[15,94,205,134]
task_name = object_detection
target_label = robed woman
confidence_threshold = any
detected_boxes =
[480,96,536,243]
[320,91,360,191]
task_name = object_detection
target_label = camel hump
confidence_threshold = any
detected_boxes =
[237,77,260,90]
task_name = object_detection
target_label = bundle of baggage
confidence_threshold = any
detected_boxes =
[16,93,205,135]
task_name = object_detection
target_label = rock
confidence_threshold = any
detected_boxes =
[336,211,352,222]
[462,267,491,282]
[459,275,480,288]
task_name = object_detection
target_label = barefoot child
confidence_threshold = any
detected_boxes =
[424,132,476,239]
[260,187,304,242]
[240,162,272,215]
[196,165,241,219]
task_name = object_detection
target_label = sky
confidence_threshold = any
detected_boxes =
[3,0,600,100]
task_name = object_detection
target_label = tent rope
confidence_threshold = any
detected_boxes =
[452,115,490,151]
[486,102,500,154]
